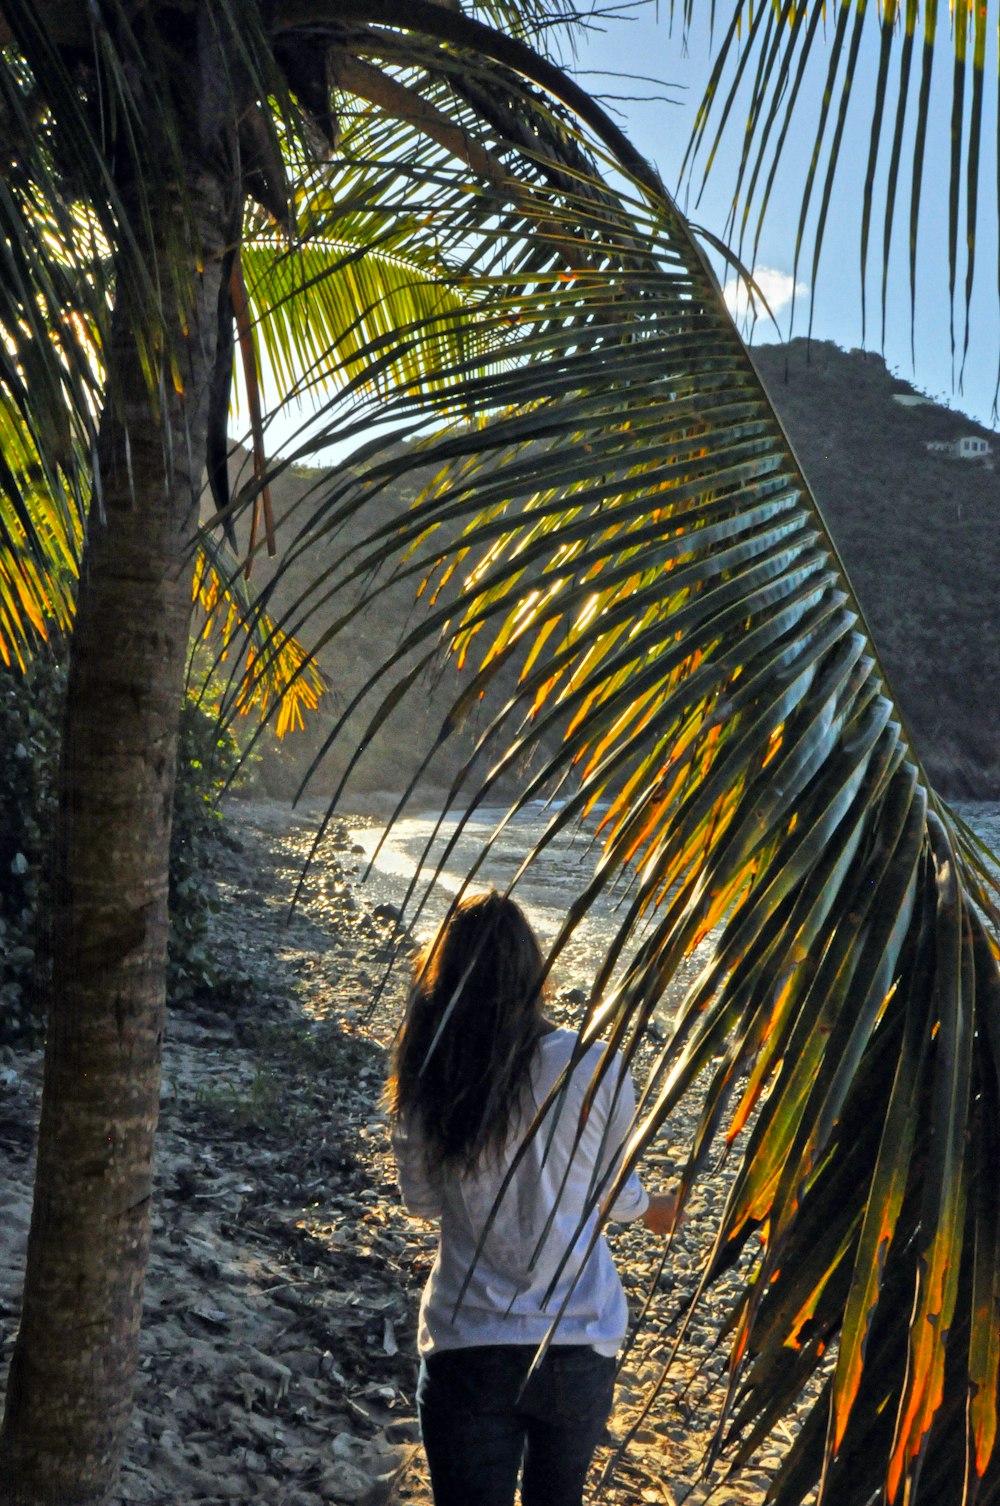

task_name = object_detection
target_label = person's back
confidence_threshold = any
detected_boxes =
[386,891,677,1506]
[396,1026,648,1353]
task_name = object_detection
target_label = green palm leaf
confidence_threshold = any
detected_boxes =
[0,398,80,667]
[683,0,1000,366]
[240,14,1000,1504]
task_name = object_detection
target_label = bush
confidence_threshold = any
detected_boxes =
[0,654,64,1041]
[0,656,246,1042]
[167,695,245,1004]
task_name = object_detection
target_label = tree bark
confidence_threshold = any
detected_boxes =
[0,170,228,1505]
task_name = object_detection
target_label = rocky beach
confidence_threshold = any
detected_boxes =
[0,797,803,1506]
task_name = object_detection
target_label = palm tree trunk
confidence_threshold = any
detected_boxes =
[0,171,228,1506]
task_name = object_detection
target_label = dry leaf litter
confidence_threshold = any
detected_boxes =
[0,798,799,1505]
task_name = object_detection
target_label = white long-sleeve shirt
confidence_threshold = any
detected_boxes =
[392,1028,648,1356]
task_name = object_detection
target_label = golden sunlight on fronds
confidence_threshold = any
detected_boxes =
[191,550,328,737]
[0,407,81,669]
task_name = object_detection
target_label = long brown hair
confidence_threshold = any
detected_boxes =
[384,891,546,1170]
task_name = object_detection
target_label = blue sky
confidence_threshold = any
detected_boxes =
[566,3,999,427]
[250,5,1000,461]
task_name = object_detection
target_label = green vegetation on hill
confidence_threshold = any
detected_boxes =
[752,339,999,796]
[224,448,535,808]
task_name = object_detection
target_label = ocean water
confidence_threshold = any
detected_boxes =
[349,801,666,997]
[350,798,1000,1003]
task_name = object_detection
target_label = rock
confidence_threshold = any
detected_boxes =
[372,902,402,927]
[321,1435,416,1506]
[383,1417,421,1444]
[250,1350,294,1388]
[319,1460,371,1502]
[281,1348,320,1378]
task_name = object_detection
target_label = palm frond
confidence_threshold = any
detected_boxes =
[682,0,998,367]
[190,533,328,738]
[0,48,104,658]
[248,17,1000,1505]
[239,228,489,416]
[0,407,80,668]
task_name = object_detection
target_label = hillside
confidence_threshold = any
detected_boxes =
[752,340,999,796]
[226,449,522,808]
[242,338,999,803]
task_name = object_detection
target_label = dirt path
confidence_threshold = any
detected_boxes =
[0,798,777,1506]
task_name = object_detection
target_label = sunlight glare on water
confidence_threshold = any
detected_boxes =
[351,802,612,944]
[350,800,1000,1008]
[350,800,711,1007]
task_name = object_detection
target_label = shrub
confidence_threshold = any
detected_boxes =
[0,656,246,1042]
[0,654,64,1042]
[167,695,245,1004]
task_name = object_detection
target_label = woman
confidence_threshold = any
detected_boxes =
[386,890,678,1506]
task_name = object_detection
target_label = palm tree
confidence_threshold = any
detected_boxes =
[0,4,682,1500]
[0,7,997,1506]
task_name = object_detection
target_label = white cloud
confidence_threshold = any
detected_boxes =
[722,266,808,325]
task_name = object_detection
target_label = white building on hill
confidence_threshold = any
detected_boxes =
[925,435,993,460]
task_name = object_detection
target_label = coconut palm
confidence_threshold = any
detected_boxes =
[0,146,476,711]
[0,6,998,1506]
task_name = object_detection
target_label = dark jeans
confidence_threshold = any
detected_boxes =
[416,1343,616,1506]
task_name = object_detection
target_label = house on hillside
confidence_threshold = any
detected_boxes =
[925,435,994,461]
